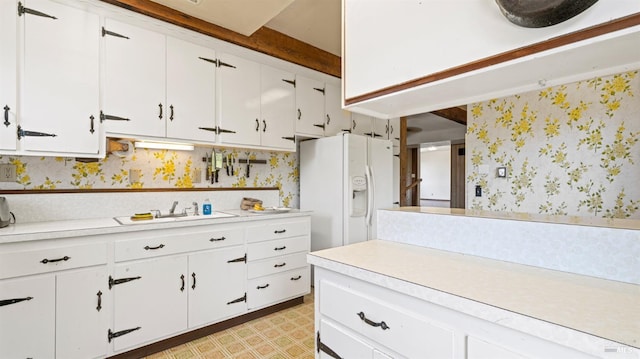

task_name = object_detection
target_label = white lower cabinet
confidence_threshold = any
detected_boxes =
[0,275,55,359]
[111,255,188,352]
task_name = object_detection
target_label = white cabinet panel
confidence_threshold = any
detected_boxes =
[216,53,261,146]
[166,36,216,143]
[351,113,372,136]
[260,65,295,150]
[247,267,309,309]
[56,267,109,359]
[295,75,325,136]
[112,256,187,351]
[103,19,165,137]
[388,117,400,148]
[467,336,527,359]
[324,83,351,136]
[0,0,17,151]
[0,275,55,359]
[188,246,247,328]
[20,0,100,155]
[318,318,375,359]
[371,118,388,139]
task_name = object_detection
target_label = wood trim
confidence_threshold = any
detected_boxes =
[345,12,640,106]
[99,0,341,78]
[431,107,467,126]
[399,117,408,206]
[0,187,278,195]
[107,296,304,359]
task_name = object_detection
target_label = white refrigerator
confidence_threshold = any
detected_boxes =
[300,133,393,252]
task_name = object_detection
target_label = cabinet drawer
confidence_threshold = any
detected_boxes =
[246,217,310,243]
[0,242,107,279]
[114,227,243,262]
[247,236,308,261]
[247,267,310,309]
[247,252,308,279]
[320,280,454,359]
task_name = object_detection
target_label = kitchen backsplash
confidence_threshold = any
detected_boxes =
[0,146,300,208]
[467,70,640,219]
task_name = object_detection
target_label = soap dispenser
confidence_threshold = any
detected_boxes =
[203,199,212,215]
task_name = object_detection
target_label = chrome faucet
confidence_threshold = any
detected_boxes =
[169,201,179,215]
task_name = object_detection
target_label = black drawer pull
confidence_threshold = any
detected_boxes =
[274,229,286,234]
[210,236,226,242]
[191,272,197,290]
[96,291,102,311]
[274,246,286,251]
[180,274,185,292]
[274,262,286,268]
[0,296,33,307]
[256,284,269,290]
[357,311,390,330]
[290,275,302,281]
[144,244,165,250]
[40,255,70,264]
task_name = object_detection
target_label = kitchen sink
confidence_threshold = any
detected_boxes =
[114,211,237,225]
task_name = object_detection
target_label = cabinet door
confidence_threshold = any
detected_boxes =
[260,65,295,150]
[295,75,325,136]
[216,53,261,146]
[324,83,351,137]
[56,267,109,359]
[20,0,100,155]
[112,256,187,352]
[351,113,372,136]
[103,19,165,137]
[0,0,17,151]
[0,275,55,359]
[166,36,216,143]
[188,246,247,328]
[371,118,388,139]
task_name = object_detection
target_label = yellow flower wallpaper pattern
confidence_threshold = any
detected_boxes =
[467,71,640,219]
[0,146,300,208]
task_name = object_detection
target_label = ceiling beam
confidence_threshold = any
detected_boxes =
[430,107,467,126]
[100,0,341,78]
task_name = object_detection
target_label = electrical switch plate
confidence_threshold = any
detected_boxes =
[475,185,482,197]
[0,164,17,182]
[497,167,507,178]
[193,168,202,183]
[129,169,142,184]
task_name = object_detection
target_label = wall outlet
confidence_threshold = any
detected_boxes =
[475,185,482,197]
[0,164,17,182]
[129,169,142,184]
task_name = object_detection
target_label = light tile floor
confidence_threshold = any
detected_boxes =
[145,292,315,359]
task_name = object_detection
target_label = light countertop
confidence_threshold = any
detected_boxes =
[308,240,640,350]
[0,209,309,244]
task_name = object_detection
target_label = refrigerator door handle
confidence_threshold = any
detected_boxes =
[365,165,374,227]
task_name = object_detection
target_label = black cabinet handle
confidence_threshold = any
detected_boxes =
[352,119,356,129]
[326,114,330,125]
[317,332,342,359]
[255,118,259,131]
[180,274,185,292]
[274,262,286,268]
[191,272,196,290]
[108,327,141,342]
[297,109,301,120]
[158,103,163,119]
[96,291,102,311]
[89,115,95,134]
[290,275,302,281]
[274,229,286,234]
[356,311,390,330]
[263,119,267,132]
[0,296,33,307]
[144,244,165,250]
[109,275,141,289]
[227,254,247,263]
[18,2,57,19]
[210,236,226,242]
[3,105,10,127]
[227,293,246,305]
[169,105,174,121]
[256,284,269,290]
[274,246,286,251]
[40,256,70,264]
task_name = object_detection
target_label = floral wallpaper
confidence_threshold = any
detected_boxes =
[467,70,640,219]
[0,146,300,208]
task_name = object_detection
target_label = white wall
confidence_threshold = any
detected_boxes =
[420,146,450,200]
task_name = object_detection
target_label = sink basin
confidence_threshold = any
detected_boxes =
[114,211,237,225]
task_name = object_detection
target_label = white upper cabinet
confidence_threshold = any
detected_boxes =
[350,113,371,137]
[0,0,17,152]
[20,0,101,155]
[260,65,296,150]
[324,83,351,137]
[295,75,325,136]
[216,53,261,146]
[166,36,217,143]
[103,19,165,138]
[371,118,388,139]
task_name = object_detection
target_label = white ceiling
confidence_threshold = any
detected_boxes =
[149,0,342,56]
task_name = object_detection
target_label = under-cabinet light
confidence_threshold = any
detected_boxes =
[134,141,194,151]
